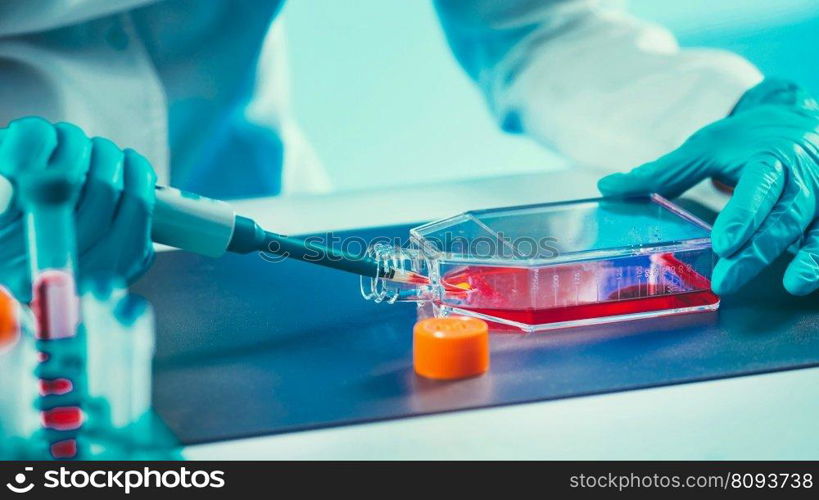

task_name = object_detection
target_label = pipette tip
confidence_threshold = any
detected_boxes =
[387,269,430,285]
[387,269,472,292]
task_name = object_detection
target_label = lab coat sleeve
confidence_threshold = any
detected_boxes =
[434,0,764,172]
[0,0,159,36]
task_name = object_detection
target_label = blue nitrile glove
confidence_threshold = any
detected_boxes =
[598,79,819,296]
[0,117,156,301]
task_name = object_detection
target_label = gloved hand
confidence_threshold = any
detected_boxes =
[0,117,156,301]
[598,79,819,296]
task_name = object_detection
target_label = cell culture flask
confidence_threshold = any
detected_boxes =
[361,195,719,332]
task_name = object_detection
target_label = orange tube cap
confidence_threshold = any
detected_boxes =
[413,316,489,380]
[0,288,18,348]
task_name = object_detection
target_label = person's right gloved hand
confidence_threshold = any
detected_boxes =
[0,117,157,301]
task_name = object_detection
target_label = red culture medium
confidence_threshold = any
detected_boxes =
[460,290,718,325]
[438,252,718,329]
[50,439,78,459]
[41,406,84,431]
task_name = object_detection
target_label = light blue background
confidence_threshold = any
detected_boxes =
[282,1,819,192]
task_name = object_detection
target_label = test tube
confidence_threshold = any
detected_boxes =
[0,287,40,459]
[18,174,84,458]
[81,281,176,458]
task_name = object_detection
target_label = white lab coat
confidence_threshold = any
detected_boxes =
[0,0,327,195]
[0,0,762,203]
[0,1,171,181]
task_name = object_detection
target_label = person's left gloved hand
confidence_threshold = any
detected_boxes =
[597,79,819,296]
[0,117,156,301]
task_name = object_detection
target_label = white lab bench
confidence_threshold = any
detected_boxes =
[181,170,819,460]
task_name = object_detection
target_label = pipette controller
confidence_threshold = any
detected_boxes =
[151,187,424,283]
[0,180,423,284]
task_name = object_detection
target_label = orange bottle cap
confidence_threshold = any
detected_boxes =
[0,287,19,348]
[413,316,489,380]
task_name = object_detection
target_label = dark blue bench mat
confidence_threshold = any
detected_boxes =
[134,213,819,445]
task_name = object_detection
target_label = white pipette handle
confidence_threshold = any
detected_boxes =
[0,176,238,258]
[152,186,236,257]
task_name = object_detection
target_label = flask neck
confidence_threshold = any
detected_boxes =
[360,243,432,304]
